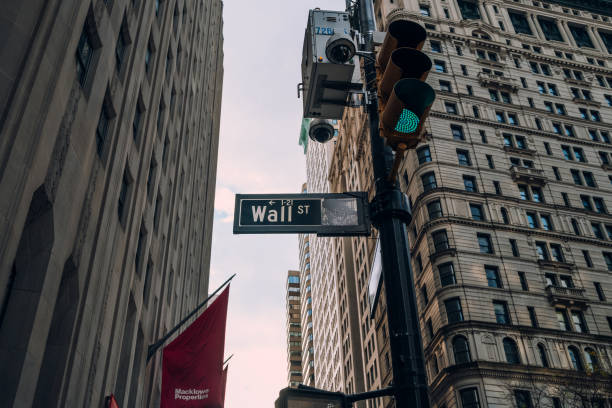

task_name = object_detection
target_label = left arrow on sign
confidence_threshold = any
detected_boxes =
[268,200,276,205]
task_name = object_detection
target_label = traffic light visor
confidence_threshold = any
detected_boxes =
[377,20,427,70]
[379,48,432,102]
[381,78,435,138]
[394,79,435,117]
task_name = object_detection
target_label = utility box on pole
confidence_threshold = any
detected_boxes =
[301,9,358,119]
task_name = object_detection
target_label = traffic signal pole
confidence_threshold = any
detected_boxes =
[357,1,430,407]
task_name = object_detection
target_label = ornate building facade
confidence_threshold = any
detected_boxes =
[296,1,612,408]
[0,0,223,406]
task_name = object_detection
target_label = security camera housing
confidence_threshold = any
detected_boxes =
[308,119,336,144]
[326,33,356,64]
[301,9,361,119]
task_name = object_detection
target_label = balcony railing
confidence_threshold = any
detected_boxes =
[537,259,575,271]
[477,71,518,92]
[510,166,547,185]
[571,97,601,107]
[564,77,591,87]
[429,247,457,263]
[546,285,587,308]
[503,146,536,156]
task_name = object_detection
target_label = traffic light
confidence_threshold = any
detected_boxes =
[376,20,436,150]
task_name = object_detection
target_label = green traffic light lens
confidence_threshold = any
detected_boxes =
[394,109,419,133]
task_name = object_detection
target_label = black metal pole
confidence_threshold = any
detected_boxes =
[357,1,429,407]
[146,273,236,363]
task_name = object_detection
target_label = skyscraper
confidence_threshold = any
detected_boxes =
[297,1,612,408]
[287,269,303,387]
[0,0,223,406]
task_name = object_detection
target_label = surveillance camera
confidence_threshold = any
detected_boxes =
[325,33,356,64]
[309,119,336,143]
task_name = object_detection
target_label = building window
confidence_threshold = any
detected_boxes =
[515,390,533,408]
[421,285,429,305]
[509,11,532,35]
[584,349,600,374]
[457,149,471,166]
[445,102,458,114]
[569,25,594,47]
[439,80,452,92]
[568,346,583,370]
[470,203,484,221]
[96,100,112,158]
[538,17,563,41]
[453,336,471,364]
[594,282,606,301]
[583,250,593,267]
[592,223,604,239]
[477,233,493,254]
[445,298,463,323]
[76,21,96,86]
[421,172,437,191]
[503,338,520,363]
[518,272,528,290]
[433,230,450,252]
[451,125,465,140]
[485,265,501,288]
[135,223,147,272]
[593,197,607,213]
[434,60,447,73]
[427,200,443,219]
[496,111,505,123]
[528,307,539,328]
[556,309,571,331]
[510,239,519,257]
[457,0,480,20]
[417,146,431,164]
[460,388,480,408]
[550,244,564,262]
[494,181,502,195]
[133,102,143,141]
[420,5,431,16]
[145,40,153,73]
[571,311,587,333]
[463,176,477,192]
[115,23,129,72]
[493,301,510,324]
[438,262,456,286]
[118,168,132,222]
[430,40,441,52]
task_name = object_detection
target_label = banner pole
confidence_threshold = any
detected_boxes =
[146,273,236,363]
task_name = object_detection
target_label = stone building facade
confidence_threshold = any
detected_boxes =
[0,0,223,406]
[297,1,612,408]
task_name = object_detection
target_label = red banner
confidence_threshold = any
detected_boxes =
[161,287,230,407]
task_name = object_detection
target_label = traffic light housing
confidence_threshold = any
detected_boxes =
[376,20,436,150]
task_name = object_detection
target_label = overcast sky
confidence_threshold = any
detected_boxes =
[208,0,346,406]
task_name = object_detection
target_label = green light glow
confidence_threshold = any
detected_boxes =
[394,109,419,133]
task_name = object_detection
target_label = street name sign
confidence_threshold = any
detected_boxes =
[233,193,370,236]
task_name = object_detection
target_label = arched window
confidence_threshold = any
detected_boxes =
[501,207,509,224]
[537,343,549,368]
[568,346,583,371]
[453,336,471,364]
[503,338,521,364]
[584,348,599,372]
